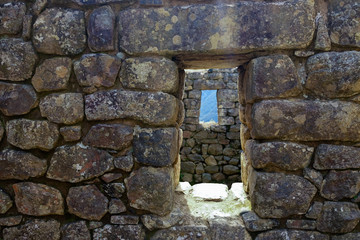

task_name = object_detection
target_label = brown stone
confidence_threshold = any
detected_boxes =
[241,152,252,193]
[0,149,47,180]
[286,219,316,230]
[101,173,123,183]
[13,182,64,216]
[111,215,139,225]
[31,57,72,92]
[306,201,323,219]
[151,225,210,240]
[61,221,90,240]
[22,14,32,40]
[60,125,82,142]
[83,124,133,150]
[320,170,360,201]
[251,100,360,141]
[93,224,145,240]
[181,162,196,174]
[240,211,279,232]
[303,168,323,189]
[3,219,60,240]
[245,55,301,103]
[315,15,331,51]
[316,201,360,233]
[32,8,86,55]
[209,218,251,240]
[74,53,121,93]
[120,57,179,94]
[125,166,174,216]
[32,0,48,15]
[256,229,329,240]
[223,165,239,175]
[103,183,125,199]
[114,154,134,172]
[6,119,59,151]
[0,3,26,35]
[47,144,113,183]
[40,93,84,124]
[88,6,115,52]
[85,90,179,126]
[217,89,238,103]
[0,189,12,214]
[193,80,225,90]
[332,233,360,240]
[109,198,126,214]
[141,207,184,231]
[245,140,313,171]
[249,171,317,218]
[67,185,108,221]
[208,144,223,156]
[0,216,22,226]
[0,38,37,81]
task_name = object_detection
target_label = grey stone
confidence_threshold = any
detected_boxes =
[60,126,82,142]
[0,3,26,35]
[332,233,360,240]
[255,229,329,240]
[151,225,210,240]
[61,221,90,240]
[21,14,32,40]
[111,215,139,225]
[101,173,123,183]
[315,15,331,51]
[223,165,239,175]
[32,0,48,15]
[103,183,125,199]
[306,201,323,219]
[303,168,323,189]
[0,216,22,226]
[0,189,12,214]
[141,207,184,231]
[241,211,279,232]
[286,219,316,230]
[181,162,196,174]
[109,198,126,214]
[93,224,145,240]
[208,144,223,156]
[209,218,251,240]
[114,154,134,172]
[193,80,225,90]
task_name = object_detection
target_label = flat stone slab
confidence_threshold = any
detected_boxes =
[192,183,228,201]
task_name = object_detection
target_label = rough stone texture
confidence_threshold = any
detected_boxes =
[251,100,360,141]
[0,82,37,116]
[32,8,86,55]
[151,225,210,240]
[306,51,360,98]
[250,172,317,218]
[329,0,360,48]
[240,211,279,232]
[320,170,360,200]
[2,219,60,240]
[22,14,33,40]
[314,144,360,170]
[119,57,179,93]
[119,0,315,55]
[93,224,145,240]
[245,140,313,171]
[13,182,64,216]
[101,173,123,183]
[0,38,37,81]
[40,93,84,124]
[60,126,82,142]
[306,201,323,219]
[0,149,47,180]
[286,219,316,230]
[103,183,125,199]
[85,90,179,126]
[0,3,26,35]
[315,15,331,51]
[88,6,115,52]
[47,144,114,183]
[74,54,121,93]
[133,127,178,167]
[209,218,251,240]
[332,233,360,240]
[125,167,174,216]
[32,0,48,15]
[83,124,133,150]
[61,221,90,240]
[141,208,183,231]
[316,201,360,233]
[67,185,108,221]
[0,189,12,214]
[255,229,329,240]
[31,57,72,92]
[73,0,131,5]
[303,168,323,189]
[111,215,139,225]
[109,198,126,214]
[0,216,22,226]
[0,123,3,142]
[245,55,301,103]
[6,119,59,151]
[114,154,134,172]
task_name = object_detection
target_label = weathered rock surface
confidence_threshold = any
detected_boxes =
[245,55,301,103]
[74,53,121,93]
[109,198,126,214]
[306,201,323,219]
[0,3,26,35]
[0,38,37,81]
[88,6,115,52]
[133,127,178,167]
[0,82,37,116]
[61,221,90,240]
[31,57,72,92]
[83,124,133,150]
[306,51,360,98]
[286,219,316,230]
[0,189,12,214]
[255,229,329,240]
[13,182,64,216]
[111,215,139,225]
[314,144,360,170]
[120,57,179,93]
[250,172,317,218]
[241,211,279,232]
[303,168,323,189]
[6,119,59,151]
[32,0,48,15]
[47,144,113,183]
[103,183,125,199]
[85,90,179,126]
[2,219,60,240]
[141,207,184,231]
[125,166,174,216]
[32,8,86,55]
[0,216,22,226]
[93,224,145,240]
[217,89,238,103]
[316,201,360,233]
[320,170,360,200]
[151,225,210,240]
[114,154,134,172]
[67,185,108,220]
[315,15,331,51]
[332,233,360,240]
[73,0,132,5]
[0,149,47,180]
[101,173,123,183]
[40,93,84,124]
[60,125,82,142]
[119,1,315,55]
[0,123,3,142]
[245,140,313,171]
[209,218,251,240]
[251,100,360,141]
[329,0,360,48]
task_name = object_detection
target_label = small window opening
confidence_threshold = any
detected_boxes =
[199,90,218,124]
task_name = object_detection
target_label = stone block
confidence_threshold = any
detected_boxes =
[223,165,239,175]
[109,199,126,214]
[315,15,331,51]
[0,3,26,35]
[332,233,360,240]
[181,162,195,174]
[193,80,225,90]
[0,189,12,214]
[0,216,22,227]
[303,168,323,189]
[61,221,90,240]
[217,89,238,102]
[240,211,279,232]
[256,230,329,240]
[286,219,316,230]
[306,201,323,219]
[114,154,134,172]
[93,224,145,240]
[151,225,210,240]
[209,218,251,240]
[60,126,82,142]
[32,0,48,15]
[111,215,139,225]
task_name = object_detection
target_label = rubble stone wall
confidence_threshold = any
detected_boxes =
[0,0,359,239]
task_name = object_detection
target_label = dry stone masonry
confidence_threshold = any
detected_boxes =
[0,0,359,239]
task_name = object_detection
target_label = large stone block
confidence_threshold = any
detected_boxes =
[0,189,12,214]
[119,57,179,94]
[240,211,279,232]
[245,140,313,171]
[119,1,315,55]
[245,55,301,103]
[217,89,238,103]
[0,38,37,81]
[32,8,86,55]
[306,51,360,98]
[256,230,329,240]
[133,127,178,167]
[209,218,251,240]
[0,3,26,35]
[151,226,210,240]
[61,221,90,240]
[85,90,179,126]
[93,224,145,240]
[251,100,360,141]
[249,171,317,218]
[125,166,174,216]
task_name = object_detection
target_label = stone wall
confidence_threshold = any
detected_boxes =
[180,69,242,184]
[0,0,359,239]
